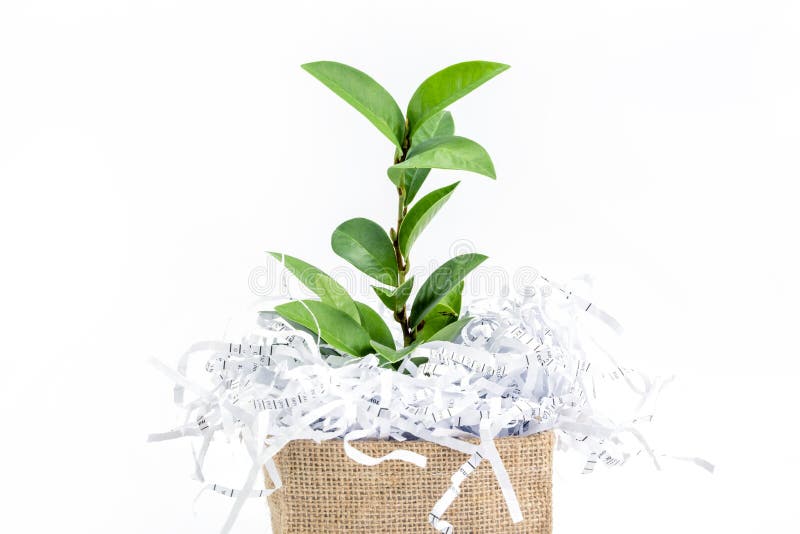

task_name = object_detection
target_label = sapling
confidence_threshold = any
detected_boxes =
[270,60,508,367]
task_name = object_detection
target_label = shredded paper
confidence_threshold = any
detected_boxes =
[149,273,707,533]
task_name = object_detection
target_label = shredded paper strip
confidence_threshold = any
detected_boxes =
[149,274,705,533]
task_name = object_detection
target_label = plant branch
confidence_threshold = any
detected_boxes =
[392,135,415,347]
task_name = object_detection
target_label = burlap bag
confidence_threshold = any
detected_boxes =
[267,430,554,533]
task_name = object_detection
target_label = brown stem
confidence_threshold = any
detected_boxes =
[392,133,415,347]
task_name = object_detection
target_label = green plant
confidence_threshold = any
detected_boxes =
[271,60,508,367]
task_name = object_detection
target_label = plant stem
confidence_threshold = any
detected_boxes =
[393,136,415,347]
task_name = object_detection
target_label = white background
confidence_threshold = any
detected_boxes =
[2,1,798,532]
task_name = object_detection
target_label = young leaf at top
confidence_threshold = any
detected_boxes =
[387,136,496,185]
[406,61,509,136]
[302,61,406,149]
[274,300,372,356]
[331,218,399,286]
[268,252,359,321]
[404,111,456,205]
[372,277,414,313]
[355,301,395,348]
[397,182,459,257]
[409,253,487,328]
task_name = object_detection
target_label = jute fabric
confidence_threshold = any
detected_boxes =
[267,431,554,533]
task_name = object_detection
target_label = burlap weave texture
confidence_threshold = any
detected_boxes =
[267,431,554,533]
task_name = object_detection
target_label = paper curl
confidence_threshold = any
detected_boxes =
[150,274,686,533]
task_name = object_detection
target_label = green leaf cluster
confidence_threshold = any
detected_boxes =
[272,60,508,369]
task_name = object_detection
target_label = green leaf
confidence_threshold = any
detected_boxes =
[373,315,472,366]
[331,218,399,286]
[415,282,463,341]
[301,61,405,148]
[274,300,372,356]
[441,280,463,315]
[404,111,456,205]
[387,166,407,187]
[355,301,395,348]
[412,110,455,146]
[406,61,509,136]
[388,136,496,184]
[370,341,416,365]
[409,253,487,328]
[425,315,472,343]
[402,168,431,206]
[415,303,458,341]
[372,277,414,313]
[398,182,459,257]
[267,252,359,321]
